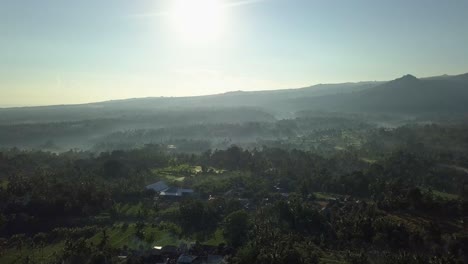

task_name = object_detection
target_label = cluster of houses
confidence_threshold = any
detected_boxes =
[146,181,194,199]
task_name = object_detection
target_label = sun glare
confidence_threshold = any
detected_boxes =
[169,0,227,43]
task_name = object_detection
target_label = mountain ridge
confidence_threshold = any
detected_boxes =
[293,72,468,114]
[0,72,467,124]
[2,73,467,110]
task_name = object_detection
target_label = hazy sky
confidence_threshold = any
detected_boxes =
[1,0,468,107]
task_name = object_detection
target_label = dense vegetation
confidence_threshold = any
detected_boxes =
[0,121,467,263]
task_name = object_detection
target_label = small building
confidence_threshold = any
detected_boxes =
[146,181,195,200]
[160,187,194,198]
[146,181,169,192]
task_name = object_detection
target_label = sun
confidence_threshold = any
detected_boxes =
[169,0,227,43]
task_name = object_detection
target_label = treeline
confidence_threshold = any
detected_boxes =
[0,107,275,150]
[93,116,372,152]
[196,145,467,198]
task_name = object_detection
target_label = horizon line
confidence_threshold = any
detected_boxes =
[1,71,466,109]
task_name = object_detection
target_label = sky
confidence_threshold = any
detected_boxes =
[1,0,468,107]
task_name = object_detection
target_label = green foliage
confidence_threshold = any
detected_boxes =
[223,210,250,247]
[1,126,467,263]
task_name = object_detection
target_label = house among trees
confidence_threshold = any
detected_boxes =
[160,187,194,198]
[146,180,170,192]
[146,180,194,198]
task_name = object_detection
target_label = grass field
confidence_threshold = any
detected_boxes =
[431,190,459,200]
[314,192,337,200]
[201,228,225,246]
[0,180,9,188]
[88,224,179,249]
[419,187,460,200]
[150,165,204,184]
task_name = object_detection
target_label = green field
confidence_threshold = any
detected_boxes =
[87,224,179,249]
[150,165,204,184]
[313,192,337,200]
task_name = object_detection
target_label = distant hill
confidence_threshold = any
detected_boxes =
[0,81,381,124]
[0,73,467,125]
[292,73,468,114]
[84,81,380,113]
